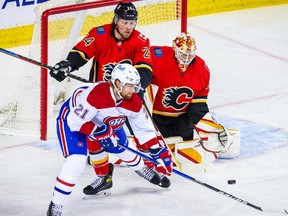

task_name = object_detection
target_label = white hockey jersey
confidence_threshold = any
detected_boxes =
[59,82,158,147]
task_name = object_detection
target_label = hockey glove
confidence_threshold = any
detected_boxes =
[88,124,119,148]
[98,135,119,148]
[137,88,146,99]
[50,60,72,82]
[144,160,170,176]
[149,147,172,176]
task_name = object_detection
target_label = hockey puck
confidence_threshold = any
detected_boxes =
[228,179,236,184]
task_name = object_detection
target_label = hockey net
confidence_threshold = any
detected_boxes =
[0,0,187,140]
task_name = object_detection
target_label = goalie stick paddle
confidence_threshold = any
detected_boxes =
[116,142,288,215]
[0,47,90,83]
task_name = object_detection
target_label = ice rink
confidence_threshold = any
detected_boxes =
[0,4,288,216]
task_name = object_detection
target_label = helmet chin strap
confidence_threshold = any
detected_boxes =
[113,18,125,40]
[113,81,123,99]
[117,88,123,99]
[115,28,125,41]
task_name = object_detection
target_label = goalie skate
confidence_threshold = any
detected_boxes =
[82,189,112,200]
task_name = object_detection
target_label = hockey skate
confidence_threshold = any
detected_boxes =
[46,201,63,216]
[158,173,171,188]
[135,165,163,186]
[83,163,114,198]
[142,159,171,188]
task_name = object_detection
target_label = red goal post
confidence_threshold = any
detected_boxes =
[0,0,188,140]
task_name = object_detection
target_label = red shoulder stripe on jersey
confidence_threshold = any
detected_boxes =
[87,82,115,109]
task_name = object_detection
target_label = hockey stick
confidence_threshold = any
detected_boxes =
[0,47,90,83]
[117,142,288,215]
[0,47,179,166]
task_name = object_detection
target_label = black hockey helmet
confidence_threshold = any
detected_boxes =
[114,2,138,20]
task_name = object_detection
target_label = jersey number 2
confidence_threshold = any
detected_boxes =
[142,47,150,58]
[74,104,89,119]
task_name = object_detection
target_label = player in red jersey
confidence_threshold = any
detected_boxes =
[150,32,210,141]
[50,2,152,97]
[149,32,235,158]
[46,64,172,216]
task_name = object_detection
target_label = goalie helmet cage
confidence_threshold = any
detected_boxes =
[0,0,187,140]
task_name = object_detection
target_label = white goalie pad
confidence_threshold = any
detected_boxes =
[176,139,216,173]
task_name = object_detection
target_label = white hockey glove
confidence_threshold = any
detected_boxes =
[50,60,72,82]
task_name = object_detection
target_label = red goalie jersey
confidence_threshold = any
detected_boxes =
[150,46,210,117]
[67,24,152,86]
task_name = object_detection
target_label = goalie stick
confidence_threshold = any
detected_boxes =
[0,47,90,83]
[116,142,288,215]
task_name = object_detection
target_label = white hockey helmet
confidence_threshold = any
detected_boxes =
[111,63,141,95]
[172,32,196,72]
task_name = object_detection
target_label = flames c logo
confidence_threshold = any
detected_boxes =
[162,87,193,110]
[102,59,133,81]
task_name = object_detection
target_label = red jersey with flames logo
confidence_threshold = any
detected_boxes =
[151,46,210,117]
[67,24,152,83]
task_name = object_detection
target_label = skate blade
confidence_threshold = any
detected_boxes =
[82,189,111,200]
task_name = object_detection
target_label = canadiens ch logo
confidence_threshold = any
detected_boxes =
[162,87,193,110]
[104,116,126,130]
[102,59,133,81]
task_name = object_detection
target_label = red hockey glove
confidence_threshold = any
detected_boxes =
[143,160,169,176]
[149,147,172,176]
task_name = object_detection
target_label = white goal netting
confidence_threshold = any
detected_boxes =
[0,0,185,139]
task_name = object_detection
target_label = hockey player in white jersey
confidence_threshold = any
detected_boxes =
[47,63,172,216]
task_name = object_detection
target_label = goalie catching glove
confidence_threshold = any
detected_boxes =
[50,60,73,82]
[149,146,173,176]
[195,113,234,153]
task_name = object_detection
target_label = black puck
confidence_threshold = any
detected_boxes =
[228,179,236,184]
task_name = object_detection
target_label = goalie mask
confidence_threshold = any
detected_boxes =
[111,63,141,98]
[172,32,196,72]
